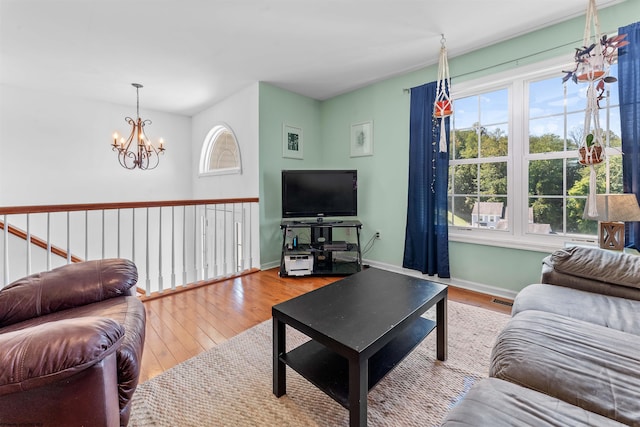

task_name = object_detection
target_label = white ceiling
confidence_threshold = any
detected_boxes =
[0,0,625,116]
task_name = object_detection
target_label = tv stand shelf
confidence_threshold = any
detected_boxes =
[279,220,362,277]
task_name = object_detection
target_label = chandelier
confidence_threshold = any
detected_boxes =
[111,83,165,170]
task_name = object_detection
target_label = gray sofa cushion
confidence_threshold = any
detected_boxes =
[512,283,640,335]
[490,310,640,425]
[441,378,627,427]
[541,246,640,300]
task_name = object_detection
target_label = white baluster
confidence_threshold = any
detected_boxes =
[158,207,163,292]
[3,214,9,286]
[85,210,89,261]
[171,206,176,290]
[182,205,187,286]
[46,213,51,271]
[145,207,150,295]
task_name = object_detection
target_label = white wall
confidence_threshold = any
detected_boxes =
[191,83,259,199]
[0,84,192,206]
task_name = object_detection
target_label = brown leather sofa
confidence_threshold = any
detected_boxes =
[442,246,640,426]
[0,259,146,427]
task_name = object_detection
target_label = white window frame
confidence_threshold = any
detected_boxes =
[448,55,617,252]
[199,123,242,177]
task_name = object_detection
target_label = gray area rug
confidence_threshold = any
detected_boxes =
[129,300,510,426]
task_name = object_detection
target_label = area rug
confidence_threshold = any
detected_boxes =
[129,301,510,427]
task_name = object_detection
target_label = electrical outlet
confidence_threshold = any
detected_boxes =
[375,231,381,239]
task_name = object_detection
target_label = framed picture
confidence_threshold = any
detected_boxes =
[350,121,373,157]
[282,124,303,159]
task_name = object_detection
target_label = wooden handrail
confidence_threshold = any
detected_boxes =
[0,198,259,215]
[0,220,83,263]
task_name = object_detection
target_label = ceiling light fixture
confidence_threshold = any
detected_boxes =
[111,83,165,170]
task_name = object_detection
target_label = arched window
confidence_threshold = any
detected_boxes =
[199,124,241,176]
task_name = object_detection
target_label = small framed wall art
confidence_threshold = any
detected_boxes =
[282,124,303,159]
[350,120,373,157]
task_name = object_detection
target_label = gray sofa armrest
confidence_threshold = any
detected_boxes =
[541,246,640,300]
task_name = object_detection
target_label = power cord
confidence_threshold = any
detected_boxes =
[362,232,378,255]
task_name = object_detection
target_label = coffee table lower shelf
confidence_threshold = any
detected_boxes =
[280,316,436,409]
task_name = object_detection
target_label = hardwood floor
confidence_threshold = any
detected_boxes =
[138,268,512,382]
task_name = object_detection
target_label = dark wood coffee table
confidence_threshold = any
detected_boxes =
[272,267,447,427]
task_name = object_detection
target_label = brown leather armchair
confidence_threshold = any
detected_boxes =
[0,259,146,427]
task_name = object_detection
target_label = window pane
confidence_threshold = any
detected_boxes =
[566,112,584,150]
[608,108,622,147]
[454,129,478,159]
[481,89,508,124]
[566,158,584,196]
[452,164,478,194]
[566,197,597,235]
[453,96,478,129]
[479,162,507,195]
[480,125,508,157]
[528,197,562,234]
[529,78,564,117]
[529,115,563,139]
[473,197,507,230]
[449,196,474,226]
[529,125,564,154]
[608,155,623,193]
[529,159,563,195]
[566,80,586,113]
[449,196,510,230]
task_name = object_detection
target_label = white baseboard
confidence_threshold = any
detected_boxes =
[262,257,519,301]
[362,259,519,301]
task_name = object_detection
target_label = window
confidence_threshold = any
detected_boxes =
[448,57,622,251]
[449,89,509,231]
[199,124,241,176]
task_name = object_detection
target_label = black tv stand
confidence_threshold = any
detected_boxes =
[279,219,362,277]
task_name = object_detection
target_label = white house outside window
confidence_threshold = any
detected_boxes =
[447,56,622,252]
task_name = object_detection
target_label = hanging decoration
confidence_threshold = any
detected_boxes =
[434,34,452,153]
[561,0,628,217]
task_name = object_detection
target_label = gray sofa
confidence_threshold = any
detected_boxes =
[442,246,640,426]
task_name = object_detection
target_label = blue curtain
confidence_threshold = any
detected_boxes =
[619,21,640,249]
[403,82,450,277]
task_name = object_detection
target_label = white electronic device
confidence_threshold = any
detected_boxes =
[284,254,314,276]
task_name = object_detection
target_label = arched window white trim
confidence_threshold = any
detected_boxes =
[199,123,242,176]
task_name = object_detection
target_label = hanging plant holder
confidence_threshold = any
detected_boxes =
[434,35,452,152]
[562,0,628,85]
[562,0,628,217]
[434,100,452,118]
[578,132,604,166]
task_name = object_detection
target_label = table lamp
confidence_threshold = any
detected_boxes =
[585,194,640,250]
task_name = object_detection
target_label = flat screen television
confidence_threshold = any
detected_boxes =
[281,170,357,219]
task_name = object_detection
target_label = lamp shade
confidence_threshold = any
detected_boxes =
[584,194,640,221]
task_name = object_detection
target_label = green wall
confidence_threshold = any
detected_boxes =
[258,1,639,295]
[258,83,322,266]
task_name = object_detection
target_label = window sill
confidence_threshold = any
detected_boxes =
[198,167,241,177]
[448,229,598,253]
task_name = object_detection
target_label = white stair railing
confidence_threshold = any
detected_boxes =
[0,198,260,295]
